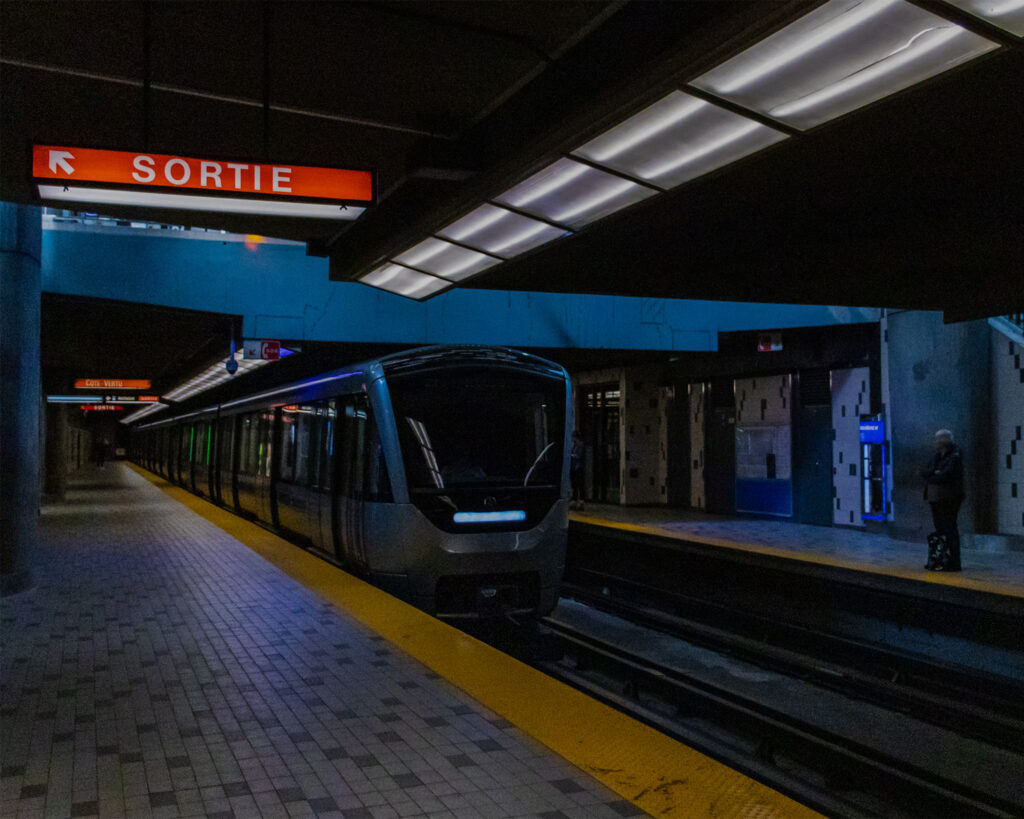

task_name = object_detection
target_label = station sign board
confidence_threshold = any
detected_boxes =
[859,419,886,444]
[81,404,124,412]
[75,378,151,390]
[757,332,782,352]
[32,145,373,219]
[243,339,281,361]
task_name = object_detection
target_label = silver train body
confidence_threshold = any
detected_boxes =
[131,346,571,617]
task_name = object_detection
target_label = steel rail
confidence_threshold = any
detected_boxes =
[537,616,1022,818]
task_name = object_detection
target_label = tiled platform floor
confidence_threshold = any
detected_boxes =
[1,465,645,819]
[573,504,1024,598]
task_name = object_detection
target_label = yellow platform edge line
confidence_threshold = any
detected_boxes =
[129,464,821,819]
[572,513,1024,599]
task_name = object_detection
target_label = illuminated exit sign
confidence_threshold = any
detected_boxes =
[33,145,372,220]
[75,379,151,390]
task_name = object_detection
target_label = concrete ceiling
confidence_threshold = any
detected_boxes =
[5,0,1023,328]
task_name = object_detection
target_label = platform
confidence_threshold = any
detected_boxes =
[571,504,1024,602]
[1,464,816,819]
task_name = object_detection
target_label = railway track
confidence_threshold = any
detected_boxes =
[561,573,1024,755]
[535,602,1024,818]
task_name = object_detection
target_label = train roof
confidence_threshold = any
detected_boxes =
[136,345,566,428]
[379,345,566,380]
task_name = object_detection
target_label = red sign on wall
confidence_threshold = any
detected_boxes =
[33,145,372,202]
[75,379,151,390]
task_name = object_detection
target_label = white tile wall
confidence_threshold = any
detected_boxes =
[880,312,895,521]
[831,367,871,527]
[620,367,663,505]
[992,330,1024,535]
[688,383,707,510]
[734,375,792,480]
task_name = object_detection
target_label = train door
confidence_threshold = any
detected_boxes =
[336,395,369,569]
[704,378,736,514]
[792,370,834,526]
[582,384,620,504]
[215,415,236,507]
[205,419,217,499]
[235,413,261,517]
[255,410,275,523]
[308,400,336,555]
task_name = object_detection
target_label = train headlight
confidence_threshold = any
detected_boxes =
[452,511,526,524]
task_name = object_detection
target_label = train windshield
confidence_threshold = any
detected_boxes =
[388,368,566,494]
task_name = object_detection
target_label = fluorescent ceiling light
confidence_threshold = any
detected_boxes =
[943,0,1024,35]
[691,0,999,130]
[121,403,168,424]
[37,184,365,219]
[579,93,709,163]
[394,238,500,281]
[494,158,656,228]
[574,91,788,188]
[438,204,568,258]
[164,349,271,402]
[360,263,450,299]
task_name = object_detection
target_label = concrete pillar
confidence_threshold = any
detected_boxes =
[44,404,68,501]
[1,202,41,594]
[886,311,992,548]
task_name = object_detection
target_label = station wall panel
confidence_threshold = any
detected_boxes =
[992,329,1024,536]
[688,383,707,510]
[734,375,792,517]
[831,367,870,527]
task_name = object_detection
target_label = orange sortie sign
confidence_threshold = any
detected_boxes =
[33,145,373,202]
[74,379,151,390]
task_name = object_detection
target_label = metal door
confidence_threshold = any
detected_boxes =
[704,380,736,514]
[337,396,368,569]
[582,384,620,503]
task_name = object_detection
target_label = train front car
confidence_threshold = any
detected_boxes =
[367,348,570,618]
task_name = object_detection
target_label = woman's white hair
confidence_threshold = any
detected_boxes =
[934,429,954,442]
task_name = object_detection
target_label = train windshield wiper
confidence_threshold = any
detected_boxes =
[523,442,555,488]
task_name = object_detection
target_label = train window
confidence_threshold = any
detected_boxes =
[217,416,233,474]
[279,409,298,483]
[319,400,336,491]
[389,368,565,492]
[257,411,274,478]
[239,414,258,474]
[301,409,320,487]
[193,423,206,465]
[344,395,391,502]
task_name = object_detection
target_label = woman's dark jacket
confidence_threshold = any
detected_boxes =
[921,445,964,502]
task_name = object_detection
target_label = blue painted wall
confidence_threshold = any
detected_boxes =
[41,224,880,351]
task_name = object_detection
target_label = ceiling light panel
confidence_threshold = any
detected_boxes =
[360,263,450,299]
[494,158,656,228]
[437,204,568,258]
[574,91,788,188]
[393,238,500,281]
[690,0,999,130]
[944,0,1024,35]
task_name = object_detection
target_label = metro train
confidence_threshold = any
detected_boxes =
[131,345,571,617]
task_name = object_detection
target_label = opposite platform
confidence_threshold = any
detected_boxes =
[1,464,815,819]
[572,504,1024,601]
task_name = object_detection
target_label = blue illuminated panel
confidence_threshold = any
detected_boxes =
[859,419,885,444]
[452,511,526,524]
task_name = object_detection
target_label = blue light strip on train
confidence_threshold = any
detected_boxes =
[452,511,526,524]
[219,371,361,410]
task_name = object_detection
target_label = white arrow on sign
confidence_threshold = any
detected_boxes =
[48,150,75,175]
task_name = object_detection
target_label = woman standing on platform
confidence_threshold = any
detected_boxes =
[921,429,964,572]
